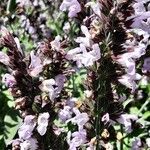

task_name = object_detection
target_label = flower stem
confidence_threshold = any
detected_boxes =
[120,125,123,150]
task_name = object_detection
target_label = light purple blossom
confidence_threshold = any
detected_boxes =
[127,12,150,33]
[58,106,72,122]
[66,97,77,108]
[60,0,81,18]
[20,138,38,150]
[85,2,101,17]
[37,112,50,136]
[66,43,101,67]
[75,25,92,47]
[146,138,150,147]
[117,114,138,133]
[67,107,89,130]
[39,78,56,100]
[28,51,43,77]
[142,57,150,73]
[55,74,66,93]
[0,52,10,65]
[101,113,110,124]
[63,22,71,33]
[67,129,87,150]
[118,75,137,93]
[18,115,36,140]
[50,35,62,51]
[2,73,16,88]
[131,137,141,150]
[133,1,146,14]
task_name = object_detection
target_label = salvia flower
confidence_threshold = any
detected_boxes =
[20,138,38,150]
[50,35,62,51]
[131,137,141,150]
[142,57,150,73]
[0,51,10,65]
[117,114,138,133]
[66,43,101,67]
[28,51,43,77]
[101,113,110,124]
[58,106,72,122]
[60,0,81,18]
[67,129,87,150]
[75,25,92,47]
[2,73,16,88]
[39,78,56,100]
[37,112,50,136]
[55,74,66,93]
[68,107,89,130]
[85,2,102,17]
[18,115,36,140]
[128,12,150,33]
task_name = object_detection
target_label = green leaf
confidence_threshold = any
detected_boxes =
[4,109,22,145]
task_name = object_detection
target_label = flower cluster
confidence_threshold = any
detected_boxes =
[0,0,150,149]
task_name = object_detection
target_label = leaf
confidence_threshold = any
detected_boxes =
[4,109,22,145]
[7,0,16,14]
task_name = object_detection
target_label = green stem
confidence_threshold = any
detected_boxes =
[120,125,123,150]
[137,98,150,116]
[96,98,101,150]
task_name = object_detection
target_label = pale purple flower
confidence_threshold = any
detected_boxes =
[66,43,101,67]
[2,73,16,88]
[66,97,77,108]
[142,57,150,73]
[131,137,141,150]
[14,37,23,55]
[60,0,81,18]
[55,74,66,93]
[85,2,101,17]
[67,129,87,150]
[101,113,110,124]
[84,90,93,98]
[18,115,36,140]
[63,22,71,33]
[140,76,149,86]
[75,25,92,47]
[39,78,56,100]
[133,1,146,14]
[127,12,150,33]
[28,51,43,77]
[20,138,38,150]
[117,54,136,76]
[146,138,150,147]
[118,75,137,93]
[16,0,31,7]
[67,108,89,130]
[117,114,138,133]
[130,43,146,59]
[37,112,50,136]
[58,106,72,122]
[0,51,10,65]
[50,35,62,51]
